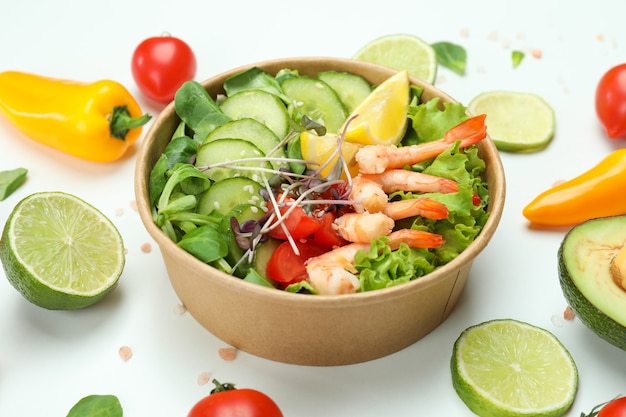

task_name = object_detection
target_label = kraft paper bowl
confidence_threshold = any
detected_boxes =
[135,57,505,366]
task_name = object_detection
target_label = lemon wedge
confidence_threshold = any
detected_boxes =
[341,70,409,146]
[300,131,361,179]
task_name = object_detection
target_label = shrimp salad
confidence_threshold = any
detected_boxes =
[148,67,490,295]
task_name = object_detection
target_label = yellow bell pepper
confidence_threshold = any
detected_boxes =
[0,71,151,162]
[523,148,626,226]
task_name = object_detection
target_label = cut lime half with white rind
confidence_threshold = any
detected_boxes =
[451,319,578,417]
[0,191,125,310]
[353,33,438,84]
[468,91,556,153]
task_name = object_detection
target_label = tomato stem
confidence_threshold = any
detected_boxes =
[210,379,237,394]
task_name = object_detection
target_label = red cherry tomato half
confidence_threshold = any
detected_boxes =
[266,238,327,285]
[313,211,348,249]
[598,396,626,417]
[596,63,626,139]
[131,34,197,103]
[267,204,321,240]
[188,380,283,417]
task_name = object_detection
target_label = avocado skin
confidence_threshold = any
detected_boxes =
[558,239,626,351]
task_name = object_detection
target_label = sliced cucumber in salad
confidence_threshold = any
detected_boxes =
[204,118,286,169]
[317,70,372,113]
[197,177,264,216]
[281,75,348,133]
[196,138,271,182]
[219,90,290,139]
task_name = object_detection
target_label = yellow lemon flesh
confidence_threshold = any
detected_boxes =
[341,69,410,146]
[300,131,361,179]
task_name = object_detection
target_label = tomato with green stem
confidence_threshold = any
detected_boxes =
[596,63,626,139]
[131,34,197,103]
[188,379,283,417]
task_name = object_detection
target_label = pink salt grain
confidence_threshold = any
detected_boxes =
[197,372,211,385]
[563,306,576,321]
[119,345,133,361]
[141,243,152,253]
[531,49,542,59]
[218,347,237,361]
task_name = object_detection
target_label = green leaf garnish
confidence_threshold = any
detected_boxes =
[432,41,467,76]
[512,50,525,68]
[66,394,122,417]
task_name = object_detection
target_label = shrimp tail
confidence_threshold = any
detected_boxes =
[386,229,444,249]
[383,197,449,220]
[444,113,487,146]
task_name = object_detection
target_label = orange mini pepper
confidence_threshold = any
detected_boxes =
[0,71,151,162]
[523,148,626,226]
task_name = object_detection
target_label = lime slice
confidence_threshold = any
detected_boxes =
[0,191,125,310]
[452,319,578,417]
[341,70,410,146]
[353,33,438,84]
[467,91,556,152]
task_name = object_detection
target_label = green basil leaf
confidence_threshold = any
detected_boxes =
[66,394,122,417]
[0,168,27,201]
[432,41,467,76]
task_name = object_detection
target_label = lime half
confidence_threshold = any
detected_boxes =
[451,319,578,417]
[468,91,555,152]
[0,191,125,310]
[353,34,438,84]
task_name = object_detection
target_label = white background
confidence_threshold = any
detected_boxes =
[1,1,625,415]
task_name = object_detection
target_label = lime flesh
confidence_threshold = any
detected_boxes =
[0,191,125,310]
[451,319,578,417]
[353,33,438,84]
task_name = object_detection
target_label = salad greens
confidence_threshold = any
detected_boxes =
[148,66,489,294]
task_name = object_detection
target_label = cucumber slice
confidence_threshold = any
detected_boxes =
[220,203,266,278]
[318,71,372,113]
[281,76,348,133]
[219,90,290,139]
[196,138,271,182]
[252,237,282,280]
[203,118,286,169]
[197,177,264,216]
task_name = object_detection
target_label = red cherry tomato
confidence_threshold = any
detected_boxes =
[313,211,348,249]
[597,397,626,417]
[266,201,321,241]
[266,238,327,285]
[596,63,626,139]
[131,34,197,103]
[188,380,283,417]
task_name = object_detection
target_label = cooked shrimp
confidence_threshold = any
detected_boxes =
[361,169,458,194]
[349,175,388,213]
[349,170,456,213]
[382,197,449,220]
[335,198,448,243]
[305,229,444,295]
[334,212,394,243]
[355,114,487,174]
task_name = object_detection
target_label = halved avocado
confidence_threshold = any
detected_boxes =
[558,215,626,350]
